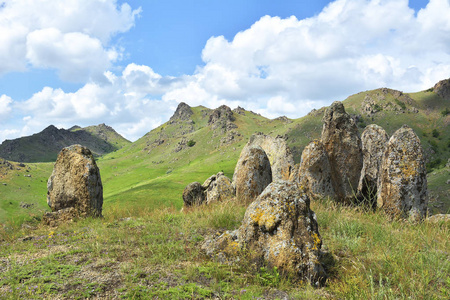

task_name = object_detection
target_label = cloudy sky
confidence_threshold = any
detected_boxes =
[0,0,448,142]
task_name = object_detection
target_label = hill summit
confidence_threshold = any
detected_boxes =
[0,124,130,163]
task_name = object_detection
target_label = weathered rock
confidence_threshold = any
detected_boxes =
[182,182,206,206]
[426,214,450,223]
[42,207,78,227]
[169,102,193,122]
[233,146,272,205]
[202,181,326,286]
[203,172,235,204]
[321,101,363,203]
[297,140,335,200]
[433,78,450,100]
[47,145,103,219]
[377,125,428,221]
[208,105,237,134]
[357,124,389,207]
[241,133,295,182]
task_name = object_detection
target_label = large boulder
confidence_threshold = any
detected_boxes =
[202,181,326,286]
[377,125,428,221]
[357,124,389,207]
[233,146,272,205]
[47,145,103,219]
[243,133,295,181]
[203,172,235,204]
[297,140,335,200]
[182,182,206,207]
[321,101,363,203]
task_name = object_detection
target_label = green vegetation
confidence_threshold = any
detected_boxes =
[441,108,450,116]
[0,84,449,298]
[0,200,448,299]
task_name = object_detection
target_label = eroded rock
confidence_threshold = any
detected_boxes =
[202,181,326,286]
[321,101,363,203]
[377,125,428,221]
[297,140,335,200]
[47,145,103,220]
[182,182,206,207]
[233,146,272,205]
[243,133,295,181]
[203,172,235,204]
[357,124,389,207]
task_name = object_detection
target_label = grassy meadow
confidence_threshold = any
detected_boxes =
[0,88,449,299]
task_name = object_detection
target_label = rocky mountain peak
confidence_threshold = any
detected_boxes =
[170,102,193,122]
[433,78,450,100]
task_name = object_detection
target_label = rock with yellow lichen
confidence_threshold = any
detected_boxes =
[202,181,327,286]
[377,125,428,221]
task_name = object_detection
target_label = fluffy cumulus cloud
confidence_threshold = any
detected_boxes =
[163,0,450,118]
[1,0,450,143]
[0,0,140,81]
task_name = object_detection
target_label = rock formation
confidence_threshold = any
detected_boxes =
[44,145,103,225]
[182,182,206,207]
[377,125,428,221]
[202,181,326,286]
[233,146,272,205]
[357,124,389,207]
[297,140,335,200]
[321,101,363,203]
[169,102,193,122]
[242,133,295,181]
[203,172,235,204]
[433,78,450,100]
[208,105,237,134]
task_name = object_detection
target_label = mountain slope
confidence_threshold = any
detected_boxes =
[0,123,130,163]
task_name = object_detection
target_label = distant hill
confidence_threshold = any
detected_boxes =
[0,123,130,163]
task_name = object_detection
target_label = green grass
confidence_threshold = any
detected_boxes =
[0,200,448,299]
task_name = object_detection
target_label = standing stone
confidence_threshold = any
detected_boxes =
[297,140,335,200]
[243,133,295,181]
[202,181,326,286]
[203,172,235,204]
[233,146,272,205]
[377,125,428,221]
[46,145,103,218]
[357,124,389,207]
[182,182,206,207]
[321,101,363,203]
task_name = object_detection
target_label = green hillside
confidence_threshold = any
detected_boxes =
[0,123,130,163]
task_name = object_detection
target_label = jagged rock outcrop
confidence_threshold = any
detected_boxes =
[169,102,193,122]
[233,106,246,115]
[242,133,294,181]
[357,124,389,207]
[45,145,103,224]
[182,182,206,207]
[321,101,363,203]
[202,172,235,204]
[202,181,326,286]
[297,140,335,200]
[433,78,450,100]
[377,125,428,221]
[233,146,272,205]
[209,105,237,134]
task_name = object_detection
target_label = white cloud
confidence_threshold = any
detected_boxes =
[0,94,13,121]
[0,0,140,80]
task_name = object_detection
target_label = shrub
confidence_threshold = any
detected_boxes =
[187,140,196,147]
[432,129,440,138]
[395,99,406,110]
[441,108,449,116]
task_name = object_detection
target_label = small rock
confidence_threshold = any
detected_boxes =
[182,182,206,207]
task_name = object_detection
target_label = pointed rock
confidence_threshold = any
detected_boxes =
[357,124,389,207]
[433,78,450,100]
[170,102,193,122]
[377,125,428,221]
[321,101,363,203]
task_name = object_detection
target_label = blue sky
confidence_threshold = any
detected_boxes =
[0,0,447,142]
